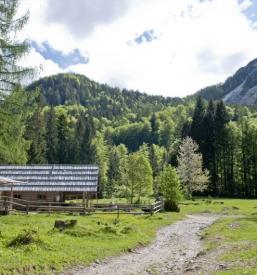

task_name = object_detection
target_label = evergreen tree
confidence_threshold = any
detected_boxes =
[0,0,32,94]
[26,93,46,164]
[202,100,216,193]
[80,115,95,163]
[150,113,159,144]
[57,113,70,163]
[190,96,206,150]
[0,87,30,163]
[45,106,58,164]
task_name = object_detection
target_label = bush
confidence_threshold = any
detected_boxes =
[155,165,182,211]
[164,200,180,212]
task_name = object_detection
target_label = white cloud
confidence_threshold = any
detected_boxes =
[19,0,257,97]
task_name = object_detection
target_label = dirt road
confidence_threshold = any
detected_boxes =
[63,214,218,275]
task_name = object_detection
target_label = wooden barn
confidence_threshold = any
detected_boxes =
[0,165,98,202]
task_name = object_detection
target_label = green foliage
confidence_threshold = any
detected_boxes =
[27,74,180,119]
[91,132,110,196]
[122,150,153,203]
[0,0,32,94]
[0,88,30,164]
[156,165,182,211]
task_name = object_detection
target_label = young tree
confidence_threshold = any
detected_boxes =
[108,144,128,197]
[177,137,209,198]
[91,132,109,197]
[156,165,182,211]
[123,151,153,203]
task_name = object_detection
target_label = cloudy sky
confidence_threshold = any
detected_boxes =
[19,0,257,97]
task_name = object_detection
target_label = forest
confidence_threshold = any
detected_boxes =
[2,0,257,205]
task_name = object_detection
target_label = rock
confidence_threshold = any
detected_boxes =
[54,219,78,230]
[217,264,227,270]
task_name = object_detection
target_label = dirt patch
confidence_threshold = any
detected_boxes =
[62,215,218,275]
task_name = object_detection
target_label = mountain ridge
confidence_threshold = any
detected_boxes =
[28,57,257,109]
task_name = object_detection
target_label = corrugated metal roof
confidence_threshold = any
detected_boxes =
[0,165,98,192]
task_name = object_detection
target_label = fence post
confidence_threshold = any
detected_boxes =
[48,203,51,214]
[26,203,29,215]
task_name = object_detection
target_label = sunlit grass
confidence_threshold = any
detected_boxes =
[0,198,257,274]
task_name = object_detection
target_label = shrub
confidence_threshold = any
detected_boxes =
[164,200,180,212]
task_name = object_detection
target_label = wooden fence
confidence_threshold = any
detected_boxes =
[0,196,164,215]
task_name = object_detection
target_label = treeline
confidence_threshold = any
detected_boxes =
[188,97,257,198]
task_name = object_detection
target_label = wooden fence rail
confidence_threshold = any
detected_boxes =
[0,196,164,215]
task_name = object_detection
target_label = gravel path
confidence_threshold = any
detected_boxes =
[63,214,218,275]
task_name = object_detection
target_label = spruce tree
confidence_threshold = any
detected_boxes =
[26,93,46,164]
[0,0,32,94]
[57,113,70,163]
[45,106,58,164]
[190,96,206,150]
[150,113,159,144]
[202,100,217,193]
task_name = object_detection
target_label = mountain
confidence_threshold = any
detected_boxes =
[192,58,257,105]
[27,73,182,118]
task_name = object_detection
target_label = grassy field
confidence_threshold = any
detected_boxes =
[0,198,256,274]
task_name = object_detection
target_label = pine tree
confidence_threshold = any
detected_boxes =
[0,87,30,163]
[150,113,159,144]
[80,115,95,163]
[57,113,70,163]
[190,96,206,150]
[26,93,46,164]
[0,0,32,94]
[214,100,230,195]
[45,106,58,164]
[202,100,216,192]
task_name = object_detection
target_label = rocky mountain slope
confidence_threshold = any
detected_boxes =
[193,58,257,105]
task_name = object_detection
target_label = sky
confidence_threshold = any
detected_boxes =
[18,0,257,97]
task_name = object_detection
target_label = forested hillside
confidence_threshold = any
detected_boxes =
[8,73,255,200]
[28,74,182,119]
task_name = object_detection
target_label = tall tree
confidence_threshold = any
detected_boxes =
[56,113,70,163]
[202,100,216,192]
[45,106,58,164]
[91,132,109,197]
[150,113,159,144]
[26,93,46,164]
[0,87,30,163]
[0,0,32,94]
[190,96,206,150]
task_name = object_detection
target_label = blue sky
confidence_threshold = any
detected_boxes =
[20,0,257,97]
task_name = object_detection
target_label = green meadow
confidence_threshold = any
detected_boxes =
[0,198,256,274]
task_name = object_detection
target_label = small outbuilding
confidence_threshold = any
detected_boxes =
[0,165,98,202]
